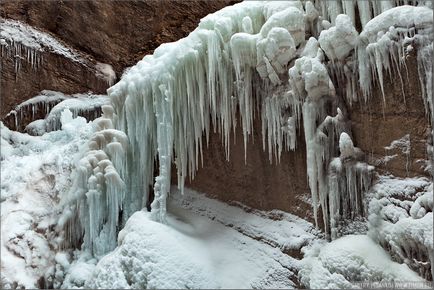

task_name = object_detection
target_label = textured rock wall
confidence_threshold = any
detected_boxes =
[0,0,238,75]
[350,51,431,178]
[185,117,313,221]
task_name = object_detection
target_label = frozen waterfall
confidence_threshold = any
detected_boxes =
[59,0,433,255]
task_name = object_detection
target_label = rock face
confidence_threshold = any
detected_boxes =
[350,51,431,178]
[0,0,238,75]
[186,117,313,221]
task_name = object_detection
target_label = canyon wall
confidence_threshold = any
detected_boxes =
[1,1,431,221]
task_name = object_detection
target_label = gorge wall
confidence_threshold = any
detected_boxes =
[1,0,431,222]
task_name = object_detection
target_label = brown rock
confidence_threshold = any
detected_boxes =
[1,49,108,129]
[350,51,431,178]
[185,117,314,222]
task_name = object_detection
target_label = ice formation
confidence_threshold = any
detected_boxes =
[5,90,109,133]
[1,111,94,288]
[299,235,428,288]
[327,133,374,239]
[58,105,128,256]
[0,19,82,75]
[368,176,433,280]
[58,0,433,257]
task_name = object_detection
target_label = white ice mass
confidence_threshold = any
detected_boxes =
[1,0,433,288]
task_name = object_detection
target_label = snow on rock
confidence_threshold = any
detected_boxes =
[0,111,94,289]
[318,14,358,61]
[170,187,319,254]
[0,19,83,74]
[95,62,117,87]
[299,235,428,289]
[368,175,433,280]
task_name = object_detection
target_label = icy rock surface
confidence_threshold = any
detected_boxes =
[367,175,433,280]
[0,19,83,75]
[0,111,94,289]
[300,235,428,289]
[6,90,109,133]
[42,93,109,132]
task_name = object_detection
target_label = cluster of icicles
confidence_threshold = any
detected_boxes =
[0,40,43,77]
[59,0,433,255]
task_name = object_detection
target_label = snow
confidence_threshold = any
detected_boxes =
[0,111,94,288]
[367,175,433,280]
[82,187,318,289]
[95,62,116,86]
[339,132,355,159]
[318,14,358,61]
[300,235,428,289]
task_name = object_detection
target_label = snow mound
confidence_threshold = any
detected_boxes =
[82,187,318,289]
[300,235,428,289]
[368,176,433,280]
[86,211,217,289]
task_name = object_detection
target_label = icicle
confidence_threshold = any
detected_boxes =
[58,106,128,256]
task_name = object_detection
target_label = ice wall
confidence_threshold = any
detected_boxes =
[61,0,433,255]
